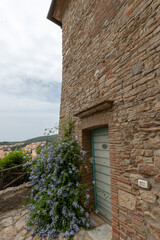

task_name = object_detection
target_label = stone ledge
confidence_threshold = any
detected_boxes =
[0,183,33,213]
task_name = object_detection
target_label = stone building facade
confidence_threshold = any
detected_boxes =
[47,0,160,239]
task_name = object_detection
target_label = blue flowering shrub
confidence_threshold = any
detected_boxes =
[25,122,94,239]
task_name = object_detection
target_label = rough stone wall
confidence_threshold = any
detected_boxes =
[0,183,32,213]
[60,0,160,239]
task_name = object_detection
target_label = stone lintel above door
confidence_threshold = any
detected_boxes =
[74,99,113,119]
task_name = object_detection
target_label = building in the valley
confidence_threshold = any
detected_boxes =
[23,141,46,158]
[0,141,46,160]
[47,1,160,239]
[0,150,5,159]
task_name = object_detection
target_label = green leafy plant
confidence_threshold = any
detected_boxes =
[0,149,31,187]
[25,120,95,239]
[0,148,31,170]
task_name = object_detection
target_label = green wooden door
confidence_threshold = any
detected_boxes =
[91,127,112,223]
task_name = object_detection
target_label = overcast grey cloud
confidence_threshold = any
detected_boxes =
[0,0,62,141]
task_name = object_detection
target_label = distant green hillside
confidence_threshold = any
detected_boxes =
[0,134,58,146]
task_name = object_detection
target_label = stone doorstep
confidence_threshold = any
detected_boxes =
[90,212,106,227]
[87,224,112,240]
[88,213,112,240]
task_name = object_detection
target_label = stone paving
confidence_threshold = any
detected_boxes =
[0,208,112,240]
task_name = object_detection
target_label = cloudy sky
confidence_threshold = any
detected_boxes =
[0,0,62,141]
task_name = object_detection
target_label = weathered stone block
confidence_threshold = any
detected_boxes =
[140,190,157,203]
[152,207,160,218]
[15,215,26,232]
[139,149,145,156]
[154,150,160,156]
[139,164,158,176]
[118,190,136,210]
[130,62,144,75]
[0,225,17,239]
[145,150,153,157]
[14,229,27,240]
[154,173,160,183]
[155,102,160,111]
[0,217,12,230]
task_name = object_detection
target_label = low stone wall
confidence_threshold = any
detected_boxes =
[0,183,33,213]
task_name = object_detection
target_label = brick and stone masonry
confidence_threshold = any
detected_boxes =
[48,0,160,239]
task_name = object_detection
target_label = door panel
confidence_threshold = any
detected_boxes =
[96,180,111,194]
[94,157,110,167]
[97,204,112,222]
[95,172,111,183]
[94,150,109,158]
[91,127,112,223]
[95,164,110,175]
[94,143,109,150]
[93,135,109,143]
[97,188,112,203]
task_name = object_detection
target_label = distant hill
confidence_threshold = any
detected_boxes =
[0,134,58,146]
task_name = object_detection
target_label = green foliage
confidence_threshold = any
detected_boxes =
[60,118,75,138]
[25,120,94,239]
[0,149,32,187]
[0,149,30,170]
[36,146,42,155]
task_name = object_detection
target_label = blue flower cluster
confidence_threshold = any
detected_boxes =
[26,135,94,239]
